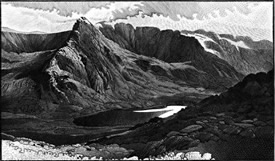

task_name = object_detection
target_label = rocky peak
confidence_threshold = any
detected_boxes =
[1,17,133,115]
[46,18,127,97]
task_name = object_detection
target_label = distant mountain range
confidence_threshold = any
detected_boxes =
[2,27,46,34]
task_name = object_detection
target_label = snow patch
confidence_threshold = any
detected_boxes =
[134,105,186,118]
[220,37,251,51]
[181,33,221,58]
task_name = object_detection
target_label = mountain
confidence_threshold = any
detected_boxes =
[94,69,274,160]
[99,23,272,77]
[99,23,244,90]
[1,27,46,34]
[181,29,273,75]
[1,17,249,118]
[1,17,153,116]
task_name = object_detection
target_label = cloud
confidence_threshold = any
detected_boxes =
[1,3,76,33]
[1,2,272,41]
[106,2,273,41]
[1,2,143,32]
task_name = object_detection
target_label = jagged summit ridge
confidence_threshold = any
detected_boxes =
[1,17,133,115]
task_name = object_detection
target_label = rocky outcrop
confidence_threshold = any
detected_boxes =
[99,23,243,91]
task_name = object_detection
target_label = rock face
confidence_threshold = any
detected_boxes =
[99,23,243,91]
[181,30,273,75]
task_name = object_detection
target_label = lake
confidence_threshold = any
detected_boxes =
[73,105,186,126]
[3,106,186,145]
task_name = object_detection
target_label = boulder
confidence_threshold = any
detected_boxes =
[223,126,241,135]
[216,113,225,117]
[195,132,213,142]
[240,129,255,138]
[167,131,181,137]
[180,125,203,133]
[196,121,204,125]
[223,118,235,125]
[188,139,200,147]
[241,120,254,123]
[234,123,254,128]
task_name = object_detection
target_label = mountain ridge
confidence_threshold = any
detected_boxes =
[1,17,216,117]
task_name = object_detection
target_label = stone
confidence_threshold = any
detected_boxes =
[167,131,181,137]
[196,132,213,142]
[196,121,204,125]
[240,129,255,138]
[188,139,200,147]
[224,118,234,125]
[179,133,188,136]
[205,127,221,136]
[216,113,225,117]
[185,151,202,160]
[223,126,241,135]
[180,125,203,133]
[241,120,253,124]
[234,123,254,128]
[202,153,212,160]
[219,121,225,124]
[210,117,217,120]
[218,124,228,131]
[202,120,209,123]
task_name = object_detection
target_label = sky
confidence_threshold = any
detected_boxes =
[1,2,273,41]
